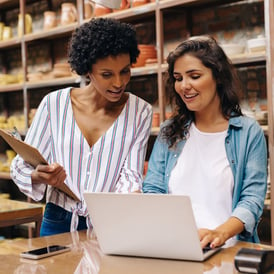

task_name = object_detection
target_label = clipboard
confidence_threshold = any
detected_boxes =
[0,128,80,202]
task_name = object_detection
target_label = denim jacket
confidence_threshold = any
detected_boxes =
[143,115,267,243]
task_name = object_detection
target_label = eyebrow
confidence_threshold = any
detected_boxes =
[99,64,131,72]
[173,69,202,74]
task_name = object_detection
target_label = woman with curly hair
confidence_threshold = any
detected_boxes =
[11,18,152,236]
[143,36,267,248]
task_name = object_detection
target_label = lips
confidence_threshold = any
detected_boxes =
[184,93,198,99]
[108,89,123,94]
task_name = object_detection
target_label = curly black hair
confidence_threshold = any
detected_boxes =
[68,18,140,76]
[162,36,243,148]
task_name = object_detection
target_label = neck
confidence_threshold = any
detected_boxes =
[194,109,228,133]
[72,85,128,113]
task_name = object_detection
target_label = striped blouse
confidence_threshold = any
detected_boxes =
[10,87,152,230]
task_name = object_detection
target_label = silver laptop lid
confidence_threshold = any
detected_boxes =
[84,193,214,261]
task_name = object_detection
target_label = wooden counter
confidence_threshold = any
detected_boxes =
[0,230,273,274]
[0,198,43,237]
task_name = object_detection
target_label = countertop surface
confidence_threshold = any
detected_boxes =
[0,230,273,274]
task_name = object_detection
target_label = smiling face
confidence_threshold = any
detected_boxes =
[89,53,131,103]
[173,54,221,116]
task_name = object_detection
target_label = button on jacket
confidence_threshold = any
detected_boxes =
[143,115,267,243]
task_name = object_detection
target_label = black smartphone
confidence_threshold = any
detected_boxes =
[20,245,70,260]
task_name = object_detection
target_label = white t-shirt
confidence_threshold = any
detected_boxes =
[168,122,234,230]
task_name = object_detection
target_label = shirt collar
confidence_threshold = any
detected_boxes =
[228,115,243,129]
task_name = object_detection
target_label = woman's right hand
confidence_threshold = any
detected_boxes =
[31,163,67,187]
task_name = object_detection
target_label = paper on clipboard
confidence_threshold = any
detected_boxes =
[0,128,80,202]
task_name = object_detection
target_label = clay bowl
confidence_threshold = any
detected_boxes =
[145,58,158,66]
[133,45,157,67]
[133,56,147,67]
[139,51,157,59]
[133,54,156,67]
[132,0,149,7]
[138,44,156,50]
[94,3,112,16]
[140,50,157,57]
[138,45,157,55]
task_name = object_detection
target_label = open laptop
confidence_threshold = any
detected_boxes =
[83,193,222,261]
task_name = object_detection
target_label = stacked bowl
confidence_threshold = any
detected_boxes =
[133,44,157,67]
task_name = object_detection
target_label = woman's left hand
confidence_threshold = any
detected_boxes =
[198,228,228,248]
[198,217,245,249]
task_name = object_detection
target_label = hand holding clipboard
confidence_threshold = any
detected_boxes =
[0,128,80,202]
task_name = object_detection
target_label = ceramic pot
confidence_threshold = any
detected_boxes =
[43,11,57,30]
[152,112,160,127]
[132,0,149,7]
[94,3,112,16]
[2,26,13,40]
[17,13,32,37]
[113,0,130,11]
[84,1,95,19]
[120,0,130,9]
[94,0,121,9]
[0,22,4,40]
[61,3,78,25]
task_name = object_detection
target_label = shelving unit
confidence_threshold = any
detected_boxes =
[0,0,273,243]
[264,0,274,245]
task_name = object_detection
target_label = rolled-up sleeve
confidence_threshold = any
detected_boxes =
[232,120,267,240]
[10,96,52,201]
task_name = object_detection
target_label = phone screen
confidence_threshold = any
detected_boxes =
[21,245,70,259]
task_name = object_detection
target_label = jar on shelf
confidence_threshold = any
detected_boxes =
[60,3,78,25]
[84,1,95,19]
[94,3,112,16]
[17,13,32,37]
[132,0,149,7]
[0,22,4,40]
[2,26,13,40]
[43,11,57,30]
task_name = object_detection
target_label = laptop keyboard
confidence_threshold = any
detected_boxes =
[202,244,212,254]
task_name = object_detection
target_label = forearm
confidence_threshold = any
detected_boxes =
[10,155,46,201]
[199,217,244,248]
[215,216,245,241]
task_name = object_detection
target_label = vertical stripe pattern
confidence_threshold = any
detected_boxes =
[10,87,152,221]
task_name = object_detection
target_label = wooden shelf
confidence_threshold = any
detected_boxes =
[23,23,79,42]
[0,172,11,180]
[0,0,18,9]
[131,64,159,76]
[230,52,266,65]
[83,2,157,22]
[0,76,82,93]
[264,199,271,210]
[151,127,160,136]
[0,0,273,244]
[0,83,24,93]
[158,0,243,9]
[26,76,82,89]
[0,37,21,49]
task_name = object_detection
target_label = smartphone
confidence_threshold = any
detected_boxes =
[20,245,70,260]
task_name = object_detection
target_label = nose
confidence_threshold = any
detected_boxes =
[112,75,123,88]
[180,78,191,90]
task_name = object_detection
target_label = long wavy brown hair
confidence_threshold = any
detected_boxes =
[162,36,243,148]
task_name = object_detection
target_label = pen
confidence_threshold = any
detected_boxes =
[11,127,22,141]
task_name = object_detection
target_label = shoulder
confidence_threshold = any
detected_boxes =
[41,87,71,107]
[128,93,152,114]
[229,115,265,140]
[46,87,71,100]
[230,115,262,131]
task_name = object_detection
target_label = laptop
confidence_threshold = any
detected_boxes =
[83,192,222,261]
